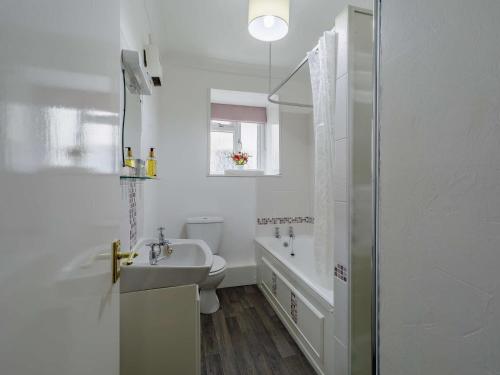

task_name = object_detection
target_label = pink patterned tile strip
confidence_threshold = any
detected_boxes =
[290,292,298,324]
[129,181,137,248]
[334,263,348,282]
[257,216,314,225]
[271,272,277,296]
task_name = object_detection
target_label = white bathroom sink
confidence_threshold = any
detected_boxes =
[120,239,213,293]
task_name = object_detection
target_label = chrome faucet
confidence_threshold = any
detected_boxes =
[274,227,281,239]
[158,227,166,245]
[147,242,162,265]
[147,227,173,265]
[158,226,172,250]
[288,226,295,238]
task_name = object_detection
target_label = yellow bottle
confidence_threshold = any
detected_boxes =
[146,147,157,177]
[125,147,136,168]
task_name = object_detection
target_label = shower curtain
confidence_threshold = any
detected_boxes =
[308,31,337,289]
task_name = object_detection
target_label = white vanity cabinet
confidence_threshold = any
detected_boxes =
[120,284,200,375]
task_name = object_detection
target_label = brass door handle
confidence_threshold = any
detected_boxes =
[118,251,138,265]
[112,240,138,283]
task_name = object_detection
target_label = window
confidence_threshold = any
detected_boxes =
[210,121,235,173]
[210,120,264,174]
[209,89,280,176]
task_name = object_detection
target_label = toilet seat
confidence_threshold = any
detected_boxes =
[210,255,226,274]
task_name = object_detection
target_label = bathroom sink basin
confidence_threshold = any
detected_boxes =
[120,239,213,293]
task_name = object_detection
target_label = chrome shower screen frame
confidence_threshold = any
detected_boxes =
[372,0,381,374]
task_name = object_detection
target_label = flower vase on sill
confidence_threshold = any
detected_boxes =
[229,152,251,170]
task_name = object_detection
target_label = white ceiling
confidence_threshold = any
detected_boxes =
[145,0,371,72]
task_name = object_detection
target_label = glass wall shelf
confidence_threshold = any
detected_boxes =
[120,176,157,181]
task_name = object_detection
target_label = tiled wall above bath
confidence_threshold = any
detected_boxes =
[255,112,315,238]
[256,216,314,237]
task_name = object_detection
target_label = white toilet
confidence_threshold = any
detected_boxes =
[186,216,227,314]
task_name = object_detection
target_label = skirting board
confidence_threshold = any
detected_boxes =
[219,264,257,288]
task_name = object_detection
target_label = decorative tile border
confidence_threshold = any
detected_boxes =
[334,263,348,282]
[257,216,314,225]
[129,181,137,248]
[290,292,298,324]
[271,272,277,296]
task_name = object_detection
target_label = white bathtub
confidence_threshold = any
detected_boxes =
[255,236,334,306]
[255,235,335,375]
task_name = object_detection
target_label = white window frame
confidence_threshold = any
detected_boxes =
[209,120,264,175]
[207,89,281,177]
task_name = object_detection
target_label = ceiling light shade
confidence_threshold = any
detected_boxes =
[248,0,290,42]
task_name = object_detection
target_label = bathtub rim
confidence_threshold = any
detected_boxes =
[255,236,334,309]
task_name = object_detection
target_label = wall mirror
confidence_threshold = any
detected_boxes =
[122,79,142,166]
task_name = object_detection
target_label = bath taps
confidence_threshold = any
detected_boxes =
[274,227,281,239]
[288,226,295,238]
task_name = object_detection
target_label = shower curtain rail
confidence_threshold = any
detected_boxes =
[268,9,371,109]
[267,53,313,109]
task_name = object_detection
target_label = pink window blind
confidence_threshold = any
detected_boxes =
[211,103,267,124]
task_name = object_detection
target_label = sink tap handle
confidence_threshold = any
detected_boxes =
[157,227,165,242]
[147,242,160,265]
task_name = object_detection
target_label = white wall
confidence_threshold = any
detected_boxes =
[154,63,314,274]
[120,0,161,250]
[379,1,500,374]
[256,111,314,237]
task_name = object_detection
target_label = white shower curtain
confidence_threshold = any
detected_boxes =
[308,31,337,289]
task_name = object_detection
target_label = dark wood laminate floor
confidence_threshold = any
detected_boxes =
[201,285,316,375]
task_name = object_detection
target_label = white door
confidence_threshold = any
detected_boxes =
[0,1,121,374]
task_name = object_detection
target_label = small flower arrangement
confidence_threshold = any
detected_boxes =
[229,152,251,166]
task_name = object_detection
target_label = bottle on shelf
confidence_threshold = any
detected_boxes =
[146,147,157,177]
[125,147,136,168]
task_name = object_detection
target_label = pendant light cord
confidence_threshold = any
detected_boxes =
[268,42,272,94]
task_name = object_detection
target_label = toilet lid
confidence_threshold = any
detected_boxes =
[210,255,226,274]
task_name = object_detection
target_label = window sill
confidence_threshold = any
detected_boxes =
[208,169,281,177]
